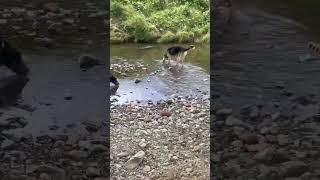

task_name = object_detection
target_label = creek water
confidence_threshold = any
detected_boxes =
[111,44,210,104]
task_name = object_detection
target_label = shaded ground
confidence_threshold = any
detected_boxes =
[0,1,110,179]
[213,3,318,111]
[212,2,320,179]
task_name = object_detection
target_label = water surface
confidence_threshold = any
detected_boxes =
[111,44,210,104]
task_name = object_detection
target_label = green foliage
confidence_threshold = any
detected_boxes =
[201,33,210,43]
[123,14,158,42]
[176,31,194,43]
[110,0,209,43]
[158,31,177,43]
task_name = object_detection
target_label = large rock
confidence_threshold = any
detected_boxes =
[78,54,101,70]
[0,67,28,106]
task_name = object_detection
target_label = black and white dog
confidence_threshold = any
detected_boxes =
[163,45,195,67]
[0,37,29,76]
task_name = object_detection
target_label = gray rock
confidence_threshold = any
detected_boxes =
[82,117,103,132]
[86,167,101,178]
[62,18,75,25]
[254,147,290,164]
[34,37,54,48]
[31,165,66,180]
[225,116,252,129]
[277,134,290,146]
[39,173,51,180]
[117,152,129,158]
[216,108,233,116]
[48,23,63,34]
[125,151,145,170]
[281,161,308,177]
[88,11,108,18]
[53,140,65,147]
[78,54,101,70]
[67,150,88,160]
[0,19,8,25]
[1,138,15,149]
[258,165,281,180]
[78,140,92,150]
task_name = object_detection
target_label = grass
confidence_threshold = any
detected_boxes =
[110,0,209,44]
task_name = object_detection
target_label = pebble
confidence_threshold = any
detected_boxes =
[125,151,145,170]
[86,167,101,178]
[143,165,151,172]
[67,150,89,160]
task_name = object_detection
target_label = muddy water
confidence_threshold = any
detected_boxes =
[213,2,320,112]
[110,44,210,104]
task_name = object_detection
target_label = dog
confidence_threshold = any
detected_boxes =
[110,74,119,95]
[162,45,195,68]
[308,41,320,56]
[110,75,119,86]
[0,37,29,76]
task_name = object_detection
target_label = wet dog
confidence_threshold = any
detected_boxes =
[0,37,29,76]
[110,74,119,95]
[163,45,195,67]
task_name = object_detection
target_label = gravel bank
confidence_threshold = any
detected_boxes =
[111,97,210,179]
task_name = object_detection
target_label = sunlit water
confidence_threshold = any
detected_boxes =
[110,44,210,104]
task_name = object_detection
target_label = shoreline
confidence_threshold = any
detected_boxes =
[111,97,210,179]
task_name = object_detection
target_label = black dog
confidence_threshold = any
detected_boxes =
[110,75,119,86]
[110,74,119,95]
[0,37,29,76]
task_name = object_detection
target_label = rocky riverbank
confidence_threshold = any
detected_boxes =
[212,93,320,179]
[0,105,109,179]
[0,0,110,177]
[111,97,210,180]
[211,1,320,179]
[0,0,107,49]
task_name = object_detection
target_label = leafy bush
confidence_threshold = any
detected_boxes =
[158,31,177,43]
[110,0,209,43]
[176,31,194,43]
[123,14,158,42]
[201,33,210,43]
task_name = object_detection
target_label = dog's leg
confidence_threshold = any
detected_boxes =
[176,55,181,68]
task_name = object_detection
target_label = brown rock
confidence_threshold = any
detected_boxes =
[161,111,172,117]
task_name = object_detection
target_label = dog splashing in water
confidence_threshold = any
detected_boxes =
[162,45,195,68]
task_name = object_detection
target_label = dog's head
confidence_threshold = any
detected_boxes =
[110,75,119,86]
[0,37,29,76]
[190,45,195,50]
